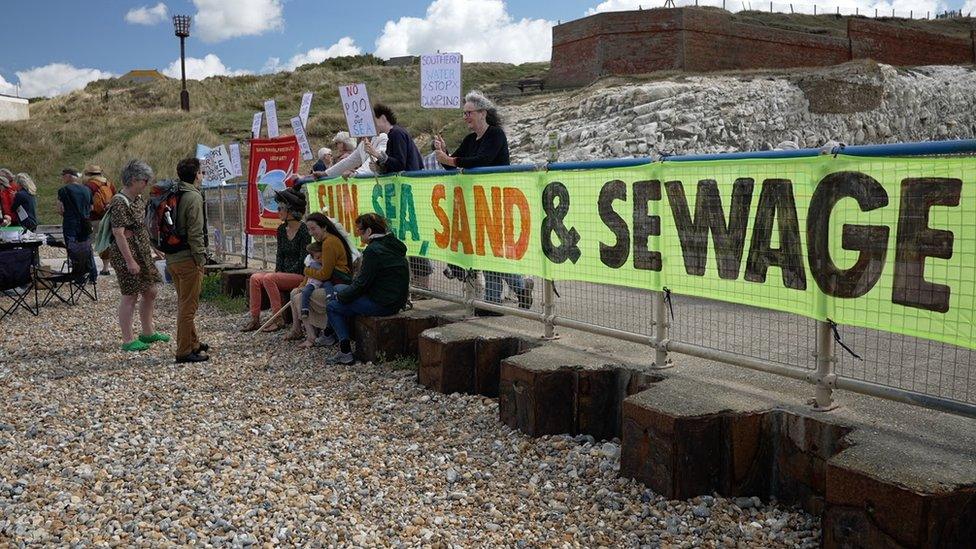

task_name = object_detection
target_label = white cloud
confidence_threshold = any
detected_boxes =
[125,2,168,25]
[263,37,363,72]
[1,63,115,98]
[374,0,553,64]
[162,53,251,80]
[0,74,17,95]
[964,0,976,14]
[192,0,284,43]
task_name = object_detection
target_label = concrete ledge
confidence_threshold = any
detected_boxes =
[353,302,467,363]
[418,320,538,397]
[619,372,976,548]
[500,345,662,441]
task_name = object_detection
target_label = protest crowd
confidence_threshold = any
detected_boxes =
[1,91,534,366]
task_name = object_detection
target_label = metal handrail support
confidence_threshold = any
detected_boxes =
[811,320,839,411]
[541,279,558,340]
[652,290,673,370]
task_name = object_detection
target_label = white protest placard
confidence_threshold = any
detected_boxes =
[251,112,263,139]
[420,52,462,109]
[338,83,376,137]
[290,116,313,161]
[264,99,279,138]
[228,142,243,177]
[201,145,234,187]
[299,92,313,128]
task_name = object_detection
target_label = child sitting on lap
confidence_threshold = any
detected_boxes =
[300,241,326,319]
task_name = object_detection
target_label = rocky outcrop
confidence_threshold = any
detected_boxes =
[506,62,976,162]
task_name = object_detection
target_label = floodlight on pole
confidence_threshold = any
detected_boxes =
[173,15,192,112]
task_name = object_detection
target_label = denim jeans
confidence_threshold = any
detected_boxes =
[326,284,395,342]
[484,271,524,304]
[64,235,98,283]
[301,281,333,311]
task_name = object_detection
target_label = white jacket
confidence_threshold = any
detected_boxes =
[323,133,388,178]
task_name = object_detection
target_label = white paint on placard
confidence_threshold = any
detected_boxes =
[228,142,243,177]
[420,52,462,109]
[338,83,376,137]
[299,92,313,128]
[251,112,263,139]
[264,99,279,138]
[291,116,313,161]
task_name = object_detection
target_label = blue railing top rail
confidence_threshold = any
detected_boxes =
[202,138,976,189]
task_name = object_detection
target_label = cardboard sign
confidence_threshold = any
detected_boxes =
[290,116,313,161]
[420,52,462,109]
[246,135,300,235]
[264,99,279,138]
[251,112,263,139]
[338,83,376,137]
[197,144,234,187]
[299,91,313,129]
[228,142,243,177]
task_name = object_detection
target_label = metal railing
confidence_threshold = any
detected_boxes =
[645,0,972,20]
[202,139,976,419]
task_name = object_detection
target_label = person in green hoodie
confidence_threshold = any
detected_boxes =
[323,212,409,365]
[166,157,210,364]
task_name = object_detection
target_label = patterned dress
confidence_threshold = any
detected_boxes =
[108,193,162,295]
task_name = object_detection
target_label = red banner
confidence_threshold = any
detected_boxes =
[246,135,301,235]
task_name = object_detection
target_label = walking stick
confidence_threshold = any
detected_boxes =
[257,303,291,333]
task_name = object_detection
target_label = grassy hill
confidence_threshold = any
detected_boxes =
[0,56,547,221]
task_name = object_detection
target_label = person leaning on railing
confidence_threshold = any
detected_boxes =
[433,90,533,315]
[241,187,311,333]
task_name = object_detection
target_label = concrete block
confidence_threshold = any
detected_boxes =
[419,321,536,397]
[353,307,457,363]
[499,345,661,441]
[221,268,256,298]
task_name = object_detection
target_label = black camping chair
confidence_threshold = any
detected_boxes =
[0,248,39,321]
[36,240,98,306]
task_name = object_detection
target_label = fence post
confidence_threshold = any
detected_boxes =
[651,290,672,369]
[812,320,837,410]
[542,279,557,340]
[218,186,228,262]
[236,185,248,268]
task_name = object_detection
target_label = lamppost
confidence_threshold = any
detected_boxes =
[173,15,191,112]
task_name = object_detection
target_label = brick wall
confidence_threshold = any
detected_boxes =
[848,18,973,66]
[549,8,976,87]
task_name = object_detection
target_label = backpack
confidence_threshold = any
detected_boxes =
[93,193,130,254]
[145,180,189,253]
[88,179,115,221]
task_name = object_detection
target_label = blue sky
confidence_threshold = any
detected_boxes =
[1,0,970,97]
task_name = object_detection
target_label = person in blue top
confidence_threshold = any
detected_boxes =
[57,167,98,282]
[364,103,423,174]
[12,173,38,232]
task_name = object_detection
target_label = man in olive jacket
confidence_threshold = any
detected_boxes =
[325,213,408,364]
[167,157,210,364]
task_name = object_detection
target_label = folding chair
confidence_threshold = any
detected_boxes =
[0,248,39,321]
[36,240,98,306]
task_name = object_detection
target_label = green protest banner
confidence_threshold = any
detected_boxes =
[306,154,976,350]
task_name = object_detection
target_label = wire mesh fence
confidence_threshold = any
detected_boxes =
[200,143,976,418]
[656,0,970,19]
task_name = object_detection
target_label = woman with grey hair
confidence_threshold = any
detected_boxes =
[110,159,168,352]
[11,173,38,231]
[433,90,532,313]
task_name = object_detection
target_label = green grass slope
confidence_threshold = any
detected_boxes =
[0,56,547,221]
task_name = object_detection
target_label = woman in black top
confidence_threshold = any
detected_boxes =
[433,91,533,313]
[242,187,311,332]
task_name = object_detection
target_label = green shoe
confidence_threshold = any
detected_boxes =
[139,332,171,344]
[121,340,151,352]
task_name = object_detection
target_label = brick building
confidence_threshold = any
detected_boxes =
[549,8,976,87]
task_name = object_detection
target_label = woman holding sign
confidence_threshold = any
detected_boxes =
[434,91,533,313]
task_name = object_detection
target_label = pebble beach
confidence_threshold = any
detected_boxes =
[1,273,821,547]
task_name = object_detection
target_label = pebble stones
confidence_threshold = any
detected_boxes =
[0,275,821,546]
